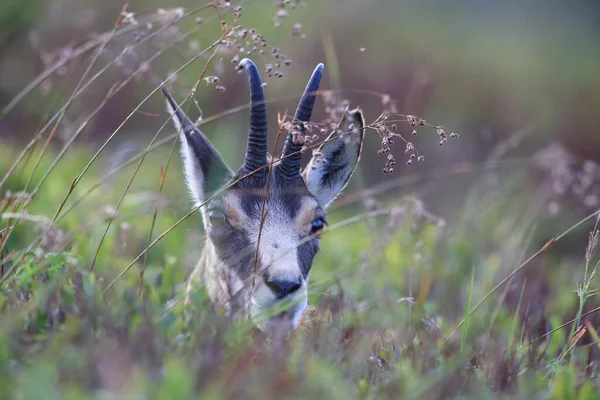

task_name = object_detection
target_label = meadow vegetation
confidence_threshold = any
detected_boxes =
[1,0,600,398]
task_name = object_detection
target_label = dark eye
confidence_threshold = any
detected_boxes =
[208,210,227,227]
[311,218,326,236]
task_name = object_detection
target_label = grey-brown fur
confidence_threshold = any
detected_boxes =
[162,59,365,333]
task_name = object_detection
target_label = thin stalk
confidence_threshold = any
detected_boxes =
[445,208,600,347]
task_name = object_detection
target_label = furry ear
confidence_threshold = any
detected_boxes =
[303,109,365,208]
[162,86,233,210]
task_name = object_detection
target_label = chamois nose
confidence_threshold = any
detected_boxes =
[264,276,302,298]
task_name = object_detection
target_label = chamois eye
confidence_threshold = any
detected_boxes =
[311,218,325,236]
[208,210,226,227]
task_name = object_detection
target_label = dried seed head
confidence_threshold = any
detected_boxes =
[204,76,220,85]
[291,23,302,35]
[103,205,118,221]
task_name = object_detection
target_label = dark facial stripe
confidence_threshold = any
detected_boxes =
[210,226,255,281]
[297,236,319,279]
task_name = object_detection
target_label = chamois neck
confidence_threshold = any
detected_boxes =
[195,241,251,320]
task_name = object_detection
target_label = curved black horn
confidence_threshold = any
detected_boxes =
[238,58,268,177]
[276,63,324,180]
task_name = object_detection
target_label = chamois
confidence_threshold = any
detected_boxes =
[162,58,364,333]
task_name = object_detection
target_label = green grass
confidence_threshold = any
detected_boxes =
[1,1,600,398]
[1,142,600,399]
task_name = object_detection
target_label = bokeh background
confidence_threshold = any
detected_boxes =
[2,0,600,211]
[1,0,600,396]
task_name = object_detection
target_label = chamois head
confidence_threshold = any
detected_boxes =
[162,59,364,334]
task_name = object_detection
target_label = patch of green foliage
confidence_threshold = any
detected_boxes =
[1,144,600,399]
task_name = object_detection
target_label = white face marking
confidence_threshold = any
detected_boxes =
[225,192,307,282]
[249,197,302,300]
[255,211,300,280]
[220,193,318,331]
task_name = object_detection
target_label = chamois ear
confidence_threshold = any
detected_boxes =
[162,86,233,211]
[303,108,365,208]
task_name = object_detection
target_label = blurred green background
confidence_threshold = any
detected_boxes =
[1,0,600,397]
[2,0,600,217]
